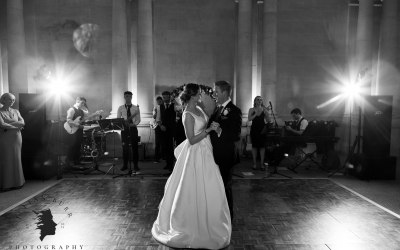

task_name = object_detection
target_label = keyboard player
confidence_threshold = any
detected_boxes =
[284,108,308,136]
[281,108,309,157]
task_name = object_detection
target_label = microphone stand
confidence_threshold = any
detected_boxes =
[99,118,124,176]
[269,102,279,129]
[264,102,292,179]
[113,122,133,178]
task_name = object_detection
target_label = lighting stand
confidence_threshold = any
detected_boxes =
[55,96,70,179]
[329,106,362,177]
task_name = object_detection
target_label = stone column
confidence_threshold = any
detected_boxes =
[236,0,252,114]
[0,39,8,94]
[355,0,374,93]
[377,0,398,94]
[111,0,129,116]
[0,39,3,94]
[128,0,138,104]
[261,0,277,107]
[137,0,154,117]
[7,0,28,107]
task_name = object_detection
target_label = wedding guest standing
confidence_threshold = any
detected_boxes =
[0,93,25,191]
[159,91,176,171]
[152,96,164,163]
[248,96,269,171]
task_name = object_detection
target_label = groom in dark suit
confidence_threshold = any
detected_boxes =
[208,80,242,219]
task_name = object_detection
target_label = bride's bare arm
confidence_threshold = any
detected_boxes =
[184,113,212,145]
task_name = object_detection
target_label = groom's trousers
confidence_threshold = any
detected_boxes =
[219,165,234,219]
[212,141,236,219]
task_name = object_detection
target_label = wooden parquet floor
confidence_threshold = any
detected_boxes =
[0,179,399,250]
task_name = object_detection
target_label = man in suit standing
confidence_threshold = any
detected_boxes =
[208,81,242,219]
[117,91,141,172]
[158,91,176,171]
[152,96,164,163]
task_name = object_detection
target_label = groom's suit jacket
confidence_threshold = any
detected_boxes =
[208,101,242,168]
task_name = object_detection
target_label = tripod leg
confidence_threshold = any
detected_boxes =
[264,165,292,179]
[328,136,360,177]
[105,164,115,175]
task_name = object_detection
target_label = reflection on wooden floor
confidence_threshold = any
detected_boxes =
[0,179,399,249]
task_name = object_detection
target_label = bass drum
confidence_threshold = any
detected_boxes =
[80,131,106,160]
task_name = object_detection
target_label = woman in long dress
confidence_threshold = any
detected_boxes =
[0,93,25,191]
[152,83,231,249]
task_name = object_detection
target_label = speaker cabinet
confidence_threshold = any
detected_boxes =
[363,95,393,158]
[19,93,56,179]
[348,154,396,180]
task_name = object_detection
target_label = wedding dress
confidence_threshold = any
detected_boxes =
[152,107,231,249]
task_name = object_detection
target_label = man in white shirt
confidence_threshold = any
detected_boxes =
[117,91,141,172]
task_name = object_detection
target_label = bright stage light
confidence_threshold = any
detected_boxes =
[317,79,364,109]
[47,77,70,97]
[341,82,361,99]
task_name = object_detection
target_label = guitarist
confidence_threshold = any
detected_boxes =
[65,96,90,168]
[117,91,141,172]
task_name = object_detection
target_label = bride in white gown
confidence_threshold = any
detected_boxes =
[152,83,231,249]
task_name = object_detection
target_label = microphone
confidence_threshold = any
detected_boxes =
[269,101,273,109]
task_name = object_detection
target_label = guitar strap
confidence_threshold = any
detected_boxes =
[72,107,84,121]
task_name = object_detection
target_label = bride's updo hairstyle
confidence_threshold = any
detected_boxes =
[179,83,200,105]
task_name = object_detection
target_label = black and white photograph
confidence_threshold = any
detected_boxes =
[1,0,400,249]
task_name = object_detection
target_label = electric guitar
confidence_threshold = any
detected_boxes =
[64,110,103,134]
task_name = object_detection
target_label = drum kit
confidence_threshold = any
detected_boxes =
[78,118,125,175]
[74,122,106,174]
[81,123,105,160]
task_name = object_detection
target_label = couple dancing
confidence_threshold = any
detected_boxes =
[152,81,242,249]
